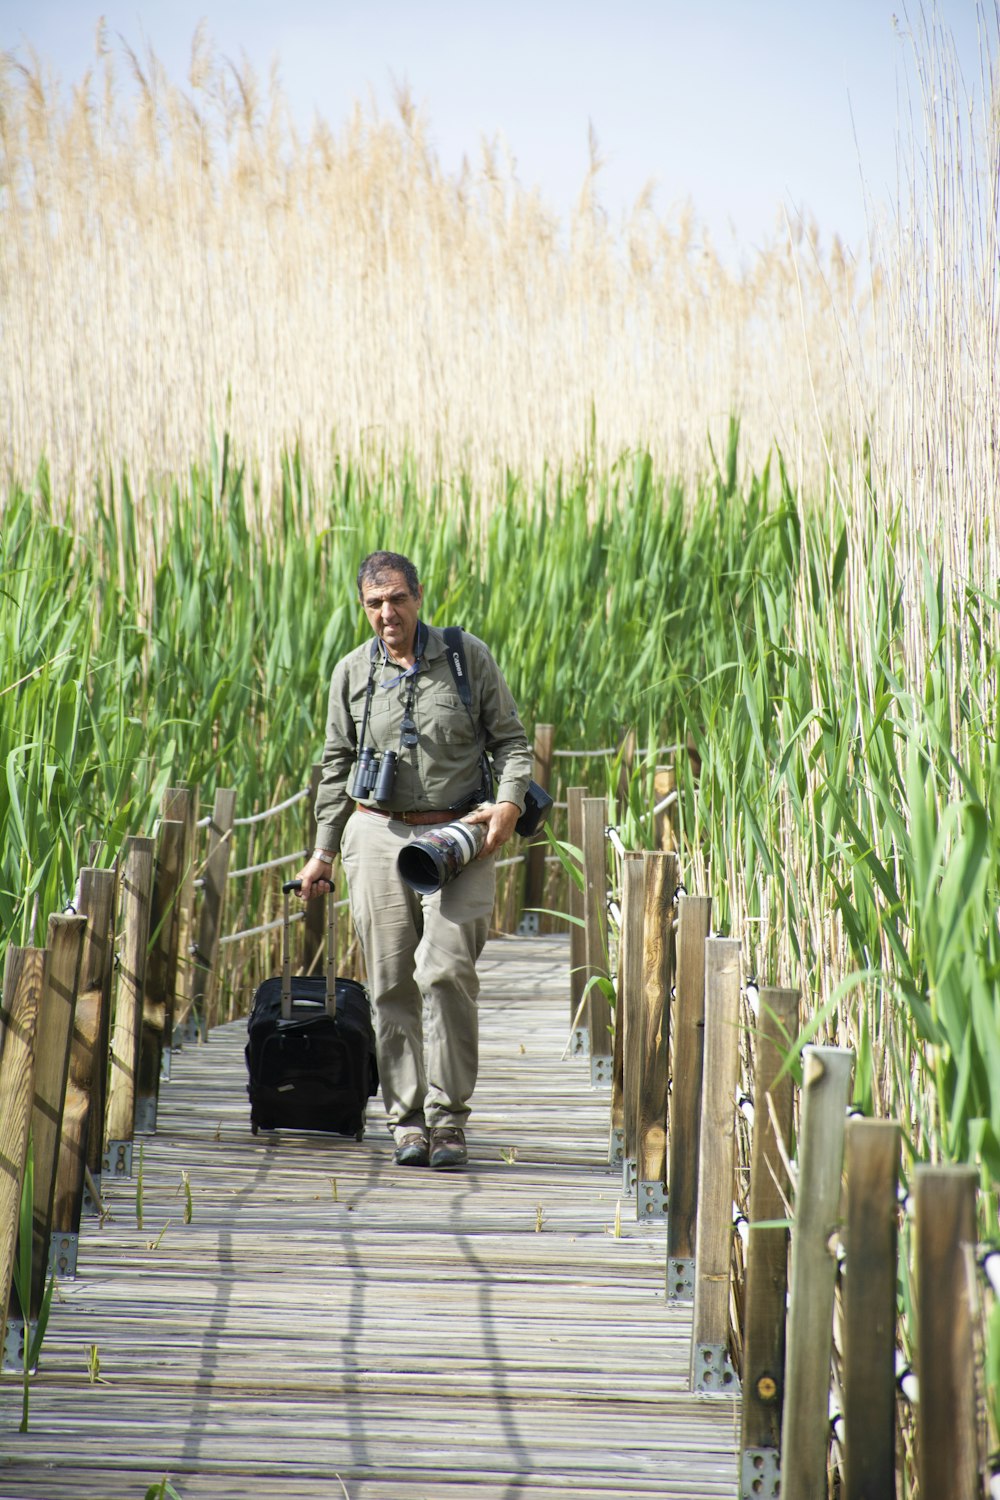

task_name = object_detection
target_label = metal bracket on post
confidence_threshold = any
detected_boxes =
[517,911,540,936]
[621,1157,637,1195]
[667,1257,694,1303]
[569,1026,589,1058]
[49,1231,79,1279]
[609,1127,624,1165]
[134,1098,157,1135]
[2,1318,27,1373]
[741,1448,780,1499]
[637,1181,668,1218]
[693,1342,740,1395]
[590,1055,613,1089]
[103,1140,133,1178]
[160,1046,172,1081]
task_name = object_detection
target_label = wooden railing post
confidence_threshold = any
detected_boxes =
[134,819,184,1134]
[566,786,588,1056]
[581,796,611,1088]
[162,786,197,1046]
[915,1164,980,1500]
[0,946,45,1369]
[636,851,676,1220]
[105,836,156,1176]
[611,852,645,1174]
[667,893,711,1303]
[191,787,237,1036]
[29,915,86,1315]
[843,1118,900,1500]
[740,985,798,1491]
[52,868,116,1258]
[303,763,325,974]
[781,1045,854,1499]
[653,765,677,852]
[521,723,554,934]
[691,936,742,1392]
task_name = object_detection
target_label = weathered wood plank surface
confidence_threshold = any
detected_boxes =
[1,934,739,1499]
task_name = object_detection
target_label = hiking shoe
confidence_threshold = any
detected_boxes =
[394,1130,430,1167]
[429,1126,468,1170]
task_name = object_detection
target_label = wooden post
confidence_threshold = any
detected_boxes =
[28,915,86,1316]
[915,1164,979,1500]
[0,946,44,1365]
[162,787,197,1044]
[636,851,676,1219]
[134,819,183,1134]
[566,786,588,1054]
[781,1045,854,1499]
[191,787,237,1036]
[653,766,677,852]
[690,936,742,1392]
[611,852,645,1174]
[105,836,156,1173]
[843,1118,900,1500]
[303,763,325,974]
[740,985,799,1479]
[667,893,711,1302]
[581,796,611,1088]
[52,868,116,1255]
[522,723,554,932]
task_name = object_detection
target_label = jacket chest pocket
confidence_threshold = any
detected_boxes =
[419,681,478,745]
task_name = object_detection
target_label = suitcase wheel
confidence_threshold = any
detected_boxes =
[355,1125,365,1141]
[251,1121,258,1136]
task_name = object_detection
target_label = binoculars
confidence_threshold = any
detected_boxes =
[351,747,398,802]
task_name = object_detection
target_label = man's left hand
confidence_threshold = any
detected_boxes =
[464,800,521,857]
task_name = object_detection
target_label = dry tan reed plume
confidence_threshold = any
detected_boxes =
[0,28,869,527]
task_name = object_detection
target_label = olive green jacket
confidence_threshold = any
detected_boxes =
[313,625,533,857]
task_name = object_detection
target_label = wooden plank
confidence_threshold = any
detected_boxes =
[52,871,116,1247]
[105,837,156,1154]
[566,786,587,1034]
[843,1118,899,1500]
[636,852,676,1208]
[781,1045,854,1497]
[0,946,44,1354]
[739,985,798,1456]
[523,723,555,922]
[690,937,742,1391]
[162,786,198,1037]
[192,787,237,1034]
[620,852,646,1164]
[135,819,184,1133]
[666,894,711,1292]
[29,914,86,1313]
[581,796,612,1080]
[915,1164,979,1500]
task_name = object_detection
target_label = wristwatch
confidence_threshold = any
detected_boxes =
[312,848,335,863]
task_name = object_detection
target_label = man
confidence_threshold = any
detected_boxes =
[296,551,533,1170]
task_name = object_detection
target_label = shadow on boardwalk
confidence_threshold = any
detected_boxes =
[1,934,738,1500]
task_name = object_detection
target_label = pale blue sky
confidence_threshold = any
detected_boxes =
[1,2,989,258]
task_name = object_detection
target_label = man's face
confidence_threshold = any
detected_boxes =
[360,568,423,657]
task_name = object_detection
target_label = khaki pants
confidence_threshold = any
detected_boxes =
[340,809,495,1133]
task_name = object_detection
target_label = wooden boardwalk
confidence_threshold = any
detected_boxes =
[1,934,739,1500]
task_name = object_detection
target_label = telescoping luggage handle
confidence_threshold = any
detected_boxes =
[281,878,337,1021]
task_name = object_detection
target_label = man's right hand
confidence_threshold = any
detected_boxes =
[296,857,334,900]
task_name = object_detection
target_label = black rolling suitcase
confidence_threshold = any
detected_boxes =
[245,880,377,1139]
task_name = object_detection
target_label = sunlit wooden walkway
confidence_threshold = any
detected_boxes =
[2,934,738,1499]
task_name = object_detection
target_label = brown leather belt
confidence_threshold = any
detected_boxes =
[357,803,457,826]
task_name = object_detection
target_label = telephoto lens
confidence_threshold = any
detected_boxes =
[398,819,488,894]
[374,750,398,801]
[351,747,376,798]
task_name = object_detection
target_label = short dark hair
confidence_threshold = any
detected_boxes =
[357,551,420,599]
